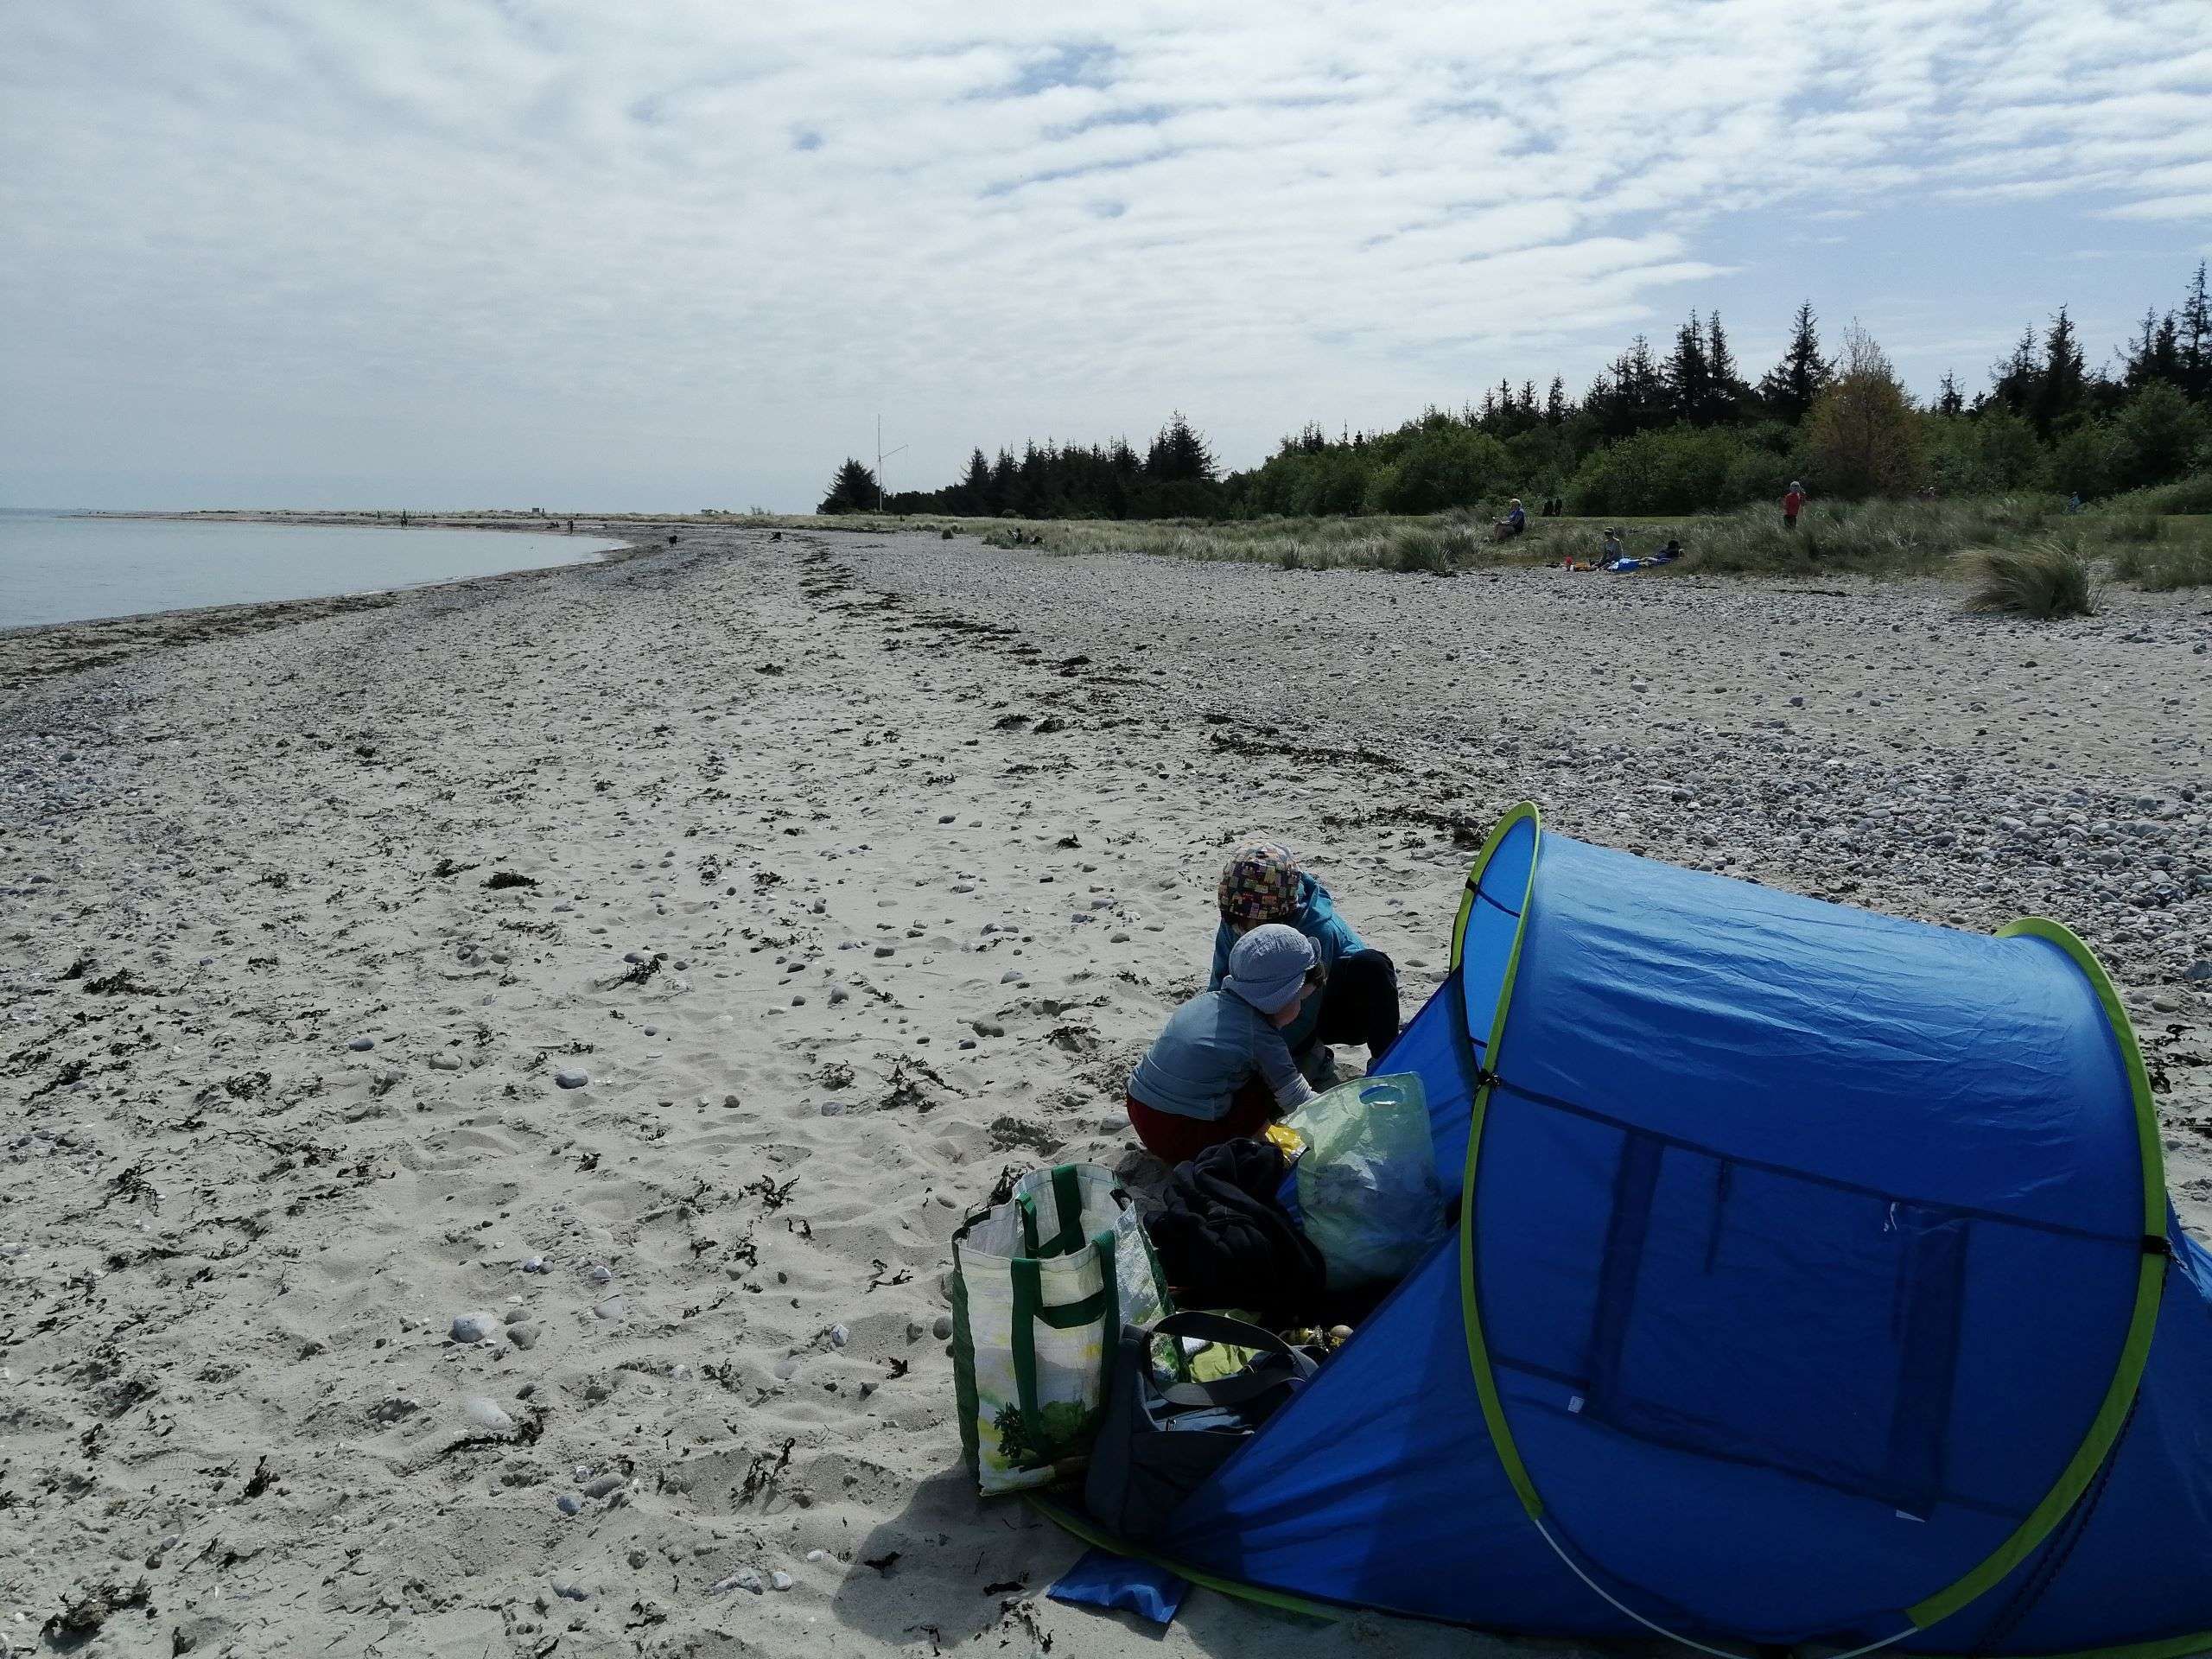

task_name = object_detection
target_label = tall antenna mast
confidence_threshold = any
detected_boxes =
[876,415,907,512]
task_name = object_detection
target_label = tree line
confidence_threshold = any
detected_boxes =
[818,263,2212,519]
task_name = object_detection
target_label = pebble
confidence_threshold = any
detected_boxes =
[450,1312,500,1344]
[550,1577,590,1601]
[461,1395,514,1432]
[820,1100,845,1116]
[347,1036,375,1052]
[520,1255,549,1274]
[593,1295,629,1322]
[1001,969,1025,984]
[712,1569,765,1595]
[830,1324,850,1347]
[931,1314,954,1340]
[588,1263,613,1285]
[507,1323,541,1351]
[805,1549,829,1563]
[582,1473,626,1498]
[555,1067,589,1089]
[429,1053,462,1071]
[556,1495,583,1516]
[772,1570,794,1591]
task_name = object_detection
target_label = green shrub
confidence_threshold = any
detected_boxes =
[1957,539,2100,618]
[2109,538,2212,590]
[2099,472,2212,516]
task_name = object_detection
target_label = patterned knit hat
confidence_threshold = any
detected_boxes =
[1217,840,1303,929]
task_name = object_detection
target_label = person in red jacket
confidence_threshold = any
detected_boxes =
[1783,480,1806,529]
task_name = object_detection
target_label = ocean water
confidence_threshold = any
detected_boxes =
[0,512,627,630]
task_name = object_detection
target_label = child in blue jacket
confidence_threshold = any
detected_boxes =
[1208,841,1400,1072]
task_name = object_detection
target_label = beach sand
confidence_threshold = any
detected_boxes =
[2,523,2206,1656]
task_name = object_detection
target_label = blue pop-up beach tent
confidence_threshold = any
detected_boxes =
[1058,803,2212,1656]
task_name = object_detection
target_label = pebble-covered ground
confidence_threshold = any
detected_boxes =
[0,524,2206,1658]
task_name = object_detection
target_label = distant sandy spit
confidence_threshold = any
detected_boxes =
[1,524,2203,1657]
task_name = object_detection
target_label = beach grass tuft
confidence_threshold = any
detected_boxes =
[1957,538,2101,618]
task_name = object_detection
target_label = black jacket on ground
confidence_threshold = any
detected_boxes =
[1143,1138,1328,1325]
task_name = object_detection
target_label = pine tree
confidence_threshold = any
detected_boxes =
[2031,307,2088,435]
[1704,312,1745,423]
[817,458,879,514]
[1988,325,2041,416]
[2181,261,2211,399]
[1145,412,1216,482]
[1667,311,1714,425]
[2124,308,2183,391]
[959,448,993,513]
[1544,376,1569,425]
[1758,302,1830,423]
[1936,371,1965,418]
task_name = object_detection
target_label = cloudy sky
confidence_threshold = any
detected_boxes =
[3,2,2209,510]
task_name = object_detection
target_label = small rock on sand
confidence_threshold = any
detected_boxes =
[347,1036,374,1052]
[593,1295,629,1322]
[450,1313,500,1344]
[555,1067,588,1089]
[461,1395,514,1432]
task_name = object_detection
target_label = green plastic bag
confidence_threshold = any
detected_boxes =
[1281,1072,1446,1289]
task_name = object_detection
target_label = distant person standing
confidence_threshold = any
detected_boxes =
[1783,481,1806,530]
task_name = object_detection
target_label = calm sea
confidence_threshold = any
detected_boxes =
[0,512,627,630]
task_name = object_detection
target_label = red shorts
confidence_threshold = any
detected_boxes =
[1124,1080,1274,1165]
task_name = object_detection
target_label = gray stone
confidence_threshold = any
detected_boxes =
[555,1067,589,1090]
[593,1294,628,1322]
[429,1053,462,1071]
[931,1313,953,1340]
[507,1323,541,1351]
[347,1036,375,1052]
[582,1472,626,1499]
[450,1312,500,1344]
[461,1395,514,1432]
[556,1494,583,1516]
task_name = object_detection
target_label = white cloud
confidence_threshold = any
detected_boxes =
[0,0,2208,506]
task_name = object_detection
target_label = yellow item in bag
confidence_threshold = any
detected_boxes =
[1262,1122,1306,1156]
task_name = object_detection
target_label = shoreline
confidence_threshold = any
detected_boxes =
[0,518,659,691]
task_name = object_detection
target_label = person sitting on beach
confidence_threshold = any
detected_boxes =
[1492,499,1529,542]
[1601,528,1624,565]
[1652,537,1682,562]
[1126,925,1321,1163]
[1209,841,1400,1075]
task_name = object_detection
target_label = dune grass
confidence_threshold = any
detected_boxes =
[1957,539,2101,618]
[2107,535,2212,590]
[722,483,2212,597]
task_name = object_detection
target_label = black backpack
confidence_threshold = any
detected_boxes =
[1082,1311,1319,1543]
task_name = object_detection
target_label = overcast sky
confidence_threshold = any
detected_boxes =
[3,3,2209,511]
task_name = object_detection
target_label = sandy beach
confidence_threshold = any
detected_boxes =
[3,524,2207,1657]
